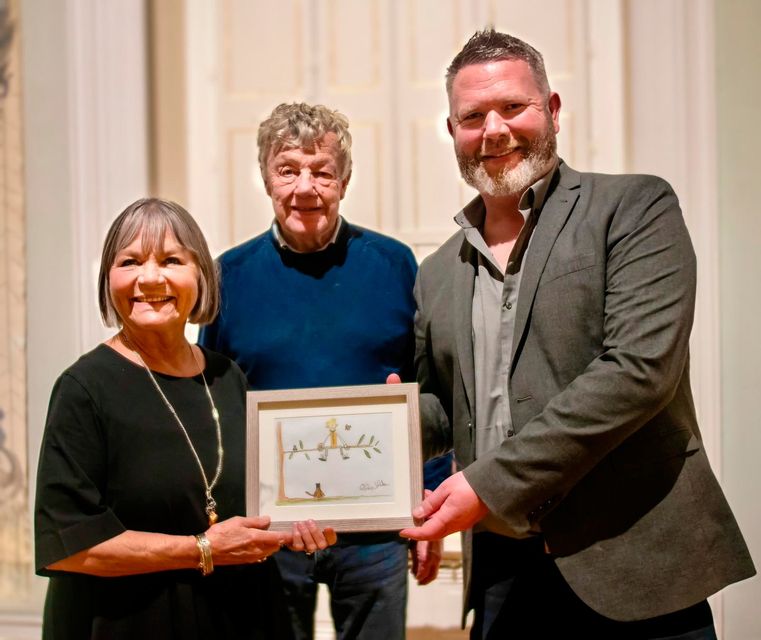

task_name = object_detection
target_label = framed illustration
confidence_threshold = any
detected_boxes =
[247,383,422,532]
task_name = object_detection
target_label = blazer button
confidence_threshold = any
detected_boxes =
[507,429,515,437]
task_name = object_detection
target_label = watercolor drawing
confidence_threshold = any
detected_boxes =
[275,412,394,505]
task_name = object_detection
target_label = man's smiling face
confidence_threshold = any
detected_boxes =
[265,132,350,253]
[448,58,560,197]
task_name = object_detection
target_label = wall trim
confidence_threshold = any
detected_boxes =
[0,613,43,640]
[65,0,150,353]
[625,0,722,630]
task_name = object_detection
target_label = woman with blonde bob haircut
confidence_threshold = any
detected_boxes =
[35,198,335,639]
[97,198,220,327]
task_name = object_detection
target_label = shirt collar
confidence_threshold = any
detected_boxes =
[271,216,345,253]
[519,158,557,215]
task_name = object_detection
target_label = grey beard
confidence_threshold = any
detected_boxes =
[457,128,557,197]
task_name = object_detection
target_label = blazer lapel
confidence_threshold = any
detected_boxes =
[454,236,477,417]
[511,164,581,369]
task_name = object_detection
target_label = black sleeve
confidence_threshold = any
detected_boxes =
[34,373,126,574]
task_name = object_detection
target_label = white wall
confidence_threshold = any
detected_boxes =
[8,1,760,638]
[17,0,80,626]
[715,1,761,638]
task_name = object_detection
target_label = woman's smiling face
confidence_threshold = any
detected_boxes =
[108,227,200,335]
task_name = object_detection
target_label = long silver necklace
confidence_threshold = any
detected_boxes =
[120,333,223,526]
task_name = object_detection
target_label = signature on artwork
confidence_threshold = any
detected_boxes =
[359,479,389,492]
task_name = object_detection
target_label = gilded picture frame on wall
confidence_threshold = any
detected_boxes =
[246,383,423,532]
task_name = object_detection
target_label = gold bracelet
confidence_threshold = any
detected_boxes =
[195,533,214,576]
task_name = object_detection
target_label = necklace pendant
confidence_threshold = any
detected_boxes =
[205,494,218,526]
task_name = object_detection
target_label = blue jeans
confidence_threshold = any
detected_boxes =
[470,533,717,640]
[274,535,408,640]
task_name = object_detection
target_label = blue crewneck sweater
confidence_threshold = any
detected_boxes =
[199,222,417,391]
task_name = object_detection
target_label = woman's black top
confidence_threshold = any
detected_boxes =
[35,344,292,639]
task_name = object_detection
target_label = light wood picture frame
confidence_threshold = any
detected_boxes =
[247,383,422,532]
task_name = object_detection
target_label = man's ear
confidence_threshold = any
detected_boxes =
[340,170,352,199]
[548,92,561,134]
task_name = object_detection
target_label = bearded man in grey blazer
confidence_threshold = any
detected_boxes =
[398,29,755,639]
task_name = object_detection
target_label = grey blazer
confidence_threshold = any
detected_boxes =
[416,161,755,621]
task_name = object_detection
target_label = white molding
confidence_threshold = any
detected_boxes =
[65,0,92,356]
[681,0,722,474]
[65,0,150,352]
[626,0,722,632]
[0,612,42,639]
[185,0,223,254]
[586,0,626,172]
[681,2,724,633]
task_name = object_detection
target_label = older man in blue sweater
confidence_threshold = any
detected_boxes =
[199,102,445,640]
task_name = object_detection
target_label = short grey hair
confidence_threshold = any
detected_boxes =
[446,28,550,98]
[97,198,219,327]
[257,102,352,183]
